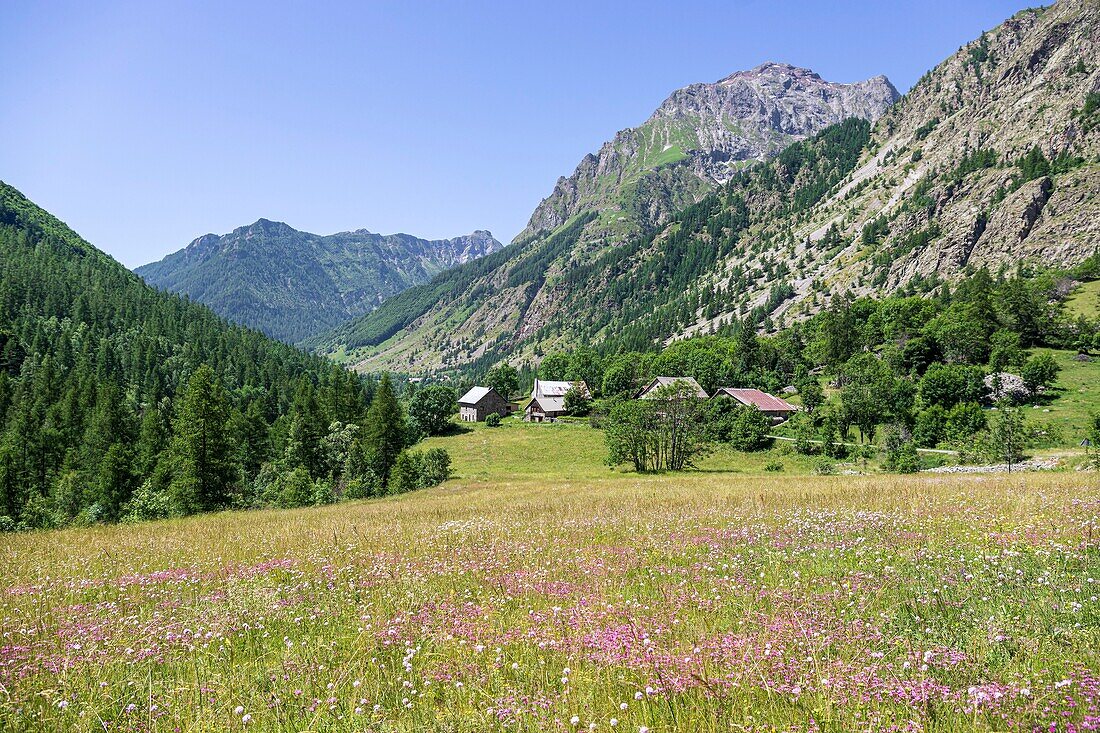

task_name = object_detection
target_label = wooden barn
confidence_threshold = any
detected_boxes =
[524,379,589,422]
[457,386,512,422]
[711,387,797,423]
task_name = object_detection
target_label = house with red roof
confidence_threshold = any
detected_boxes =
[712,387,797,423]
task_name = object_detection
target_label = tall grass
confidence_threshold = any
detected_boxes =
[2,471,1098,731]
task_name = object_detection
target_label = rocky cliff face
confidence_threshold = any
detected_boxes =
[759,0,1100,326]
[317,0,1100,375]
[135,221,502,344]
[519,62,899,245]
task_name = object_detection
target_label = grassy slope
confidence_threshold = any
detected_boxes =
[1028,347,1100,445]
[420,417,834,483]
[1065,280,1100,320]
[2,469,1098,731]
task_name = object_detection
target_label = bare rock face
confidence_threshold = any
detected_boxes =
[766,0,1100,326]
[322,1,1100,376]
[519,63,899,244]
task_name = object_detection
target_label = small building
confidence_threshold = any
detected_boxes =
[712,387,797,423]
[524,379,589,422]
[457,386,512,422]
[635,376,709,400]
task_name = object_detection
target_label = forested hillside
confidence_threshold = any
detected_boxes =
[136,220,501,344]
[317,0,1100,376]
[522,254,1100,463]
[0,182,437,530]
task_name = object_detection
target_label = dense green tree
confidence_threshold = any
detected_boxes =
[564,386,592,416]
[605,384,708,472]
[407,385,457,437]
[284,378,329,479]
[918,363,986,409]
[913,405,947,447]
[988,330,1026,371]
[167,365,238,516]
[228,400,270,481]
[485,364,519,400]
[839,353,912,442]
[1021,352,1061,395]
[601,363,635,398]
[796,379,824,414]
[565,347,604,396]
[539,352,570,381]
[135,399,172,478]
[362,375,406,484]
[945,402,987,443]
[728,406,772,451]
[90,443,136,521]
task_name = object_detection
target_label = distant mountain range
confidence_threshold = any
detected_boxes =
[313,0,1100,375]
[135,221,502,344]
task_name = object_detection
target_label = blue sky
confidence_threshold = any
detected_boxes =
[2,0,1029,268]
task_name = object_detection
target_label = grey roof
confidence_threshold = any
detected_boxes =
[531,379,589,398]
[458,386,495,405]
[527,395,566,413]
[638,376,708,399]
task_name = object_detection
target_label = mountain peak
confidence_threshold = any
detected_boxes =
[243,218,297,237]
[719,61,822,84]
[518,62,899,243]
[136,222,501,344]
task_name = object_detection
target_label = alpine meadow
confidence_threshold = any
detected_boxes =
[2,1,1100,732]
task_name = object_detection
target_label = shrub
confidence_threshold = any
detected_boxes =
[122,481,171,522]
[812,458,837,475]
[420,448,452,486]
[311,479,335,506]
[389,448,453,494]
[728,406,772,451]
[882,424,921,474]
[275,466,314,508]
[484,413,502,428]
[1021,353,1061,395]
[763,459,784,472]
[16,492,58,530]
[388,452,421,494]
[343,476,378,500]
[0,515,16,532]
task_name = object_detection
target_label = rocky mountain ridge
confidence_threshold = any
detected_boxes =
[316,0,1100,376]
[519,62,899,246]
[136,221,502,344]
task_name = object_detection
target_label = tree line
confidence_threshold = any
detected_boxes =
[0,183,450,531]
[476,259,1100,473]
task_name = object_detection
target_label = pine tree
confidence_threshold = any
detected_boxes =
[134,398,171,477]
[91,443,135,521]
[284,377,328,478]
[229,400,271,481]
[167,365,238,515]
[362,374,405,484]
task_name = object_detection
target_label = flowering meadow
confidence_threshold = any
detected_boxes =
[2,470,1099,732]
